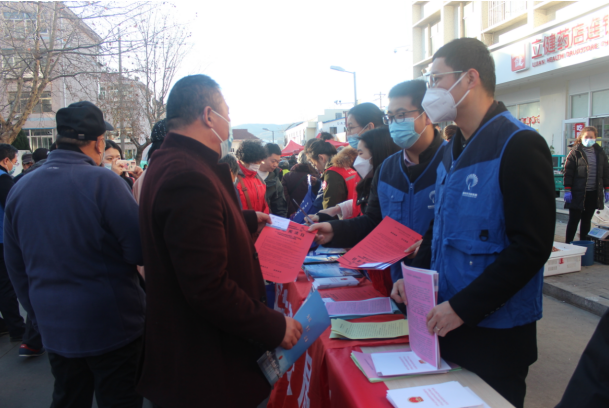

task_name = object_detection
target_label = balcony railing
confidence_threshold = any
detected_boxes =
[488,1,527,27]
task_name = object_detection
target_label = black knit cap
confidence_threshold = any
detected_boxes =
[56,101,113,141]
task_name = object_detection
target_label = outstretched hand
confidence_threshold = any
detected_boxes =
[308,222,334,245]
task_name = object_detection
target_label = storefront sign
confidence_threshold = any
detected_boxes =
[574,122,586,137]
[494,6,609,85]
[529,13,609,68]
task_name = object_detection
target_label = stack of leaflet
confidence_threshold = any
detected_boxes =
[351,348,460,383]
[370,350,452,377]
[338,217,422,271]
[386,381,488,408]
[257,291,330,385]
[308,246,348,256]
[304,255,341,264]
[312,276,360,290]
[325,297,401,319]
[330,318,408,340]
[303,263,362,279]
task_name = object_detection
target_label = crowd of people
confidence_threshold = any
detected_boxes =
[0,37,608,408]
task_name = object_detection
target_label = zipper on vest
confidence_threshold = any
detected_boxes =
[409,183,414,226]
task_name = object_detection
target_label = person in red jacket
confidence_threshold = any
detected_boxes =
[236,139,269,213]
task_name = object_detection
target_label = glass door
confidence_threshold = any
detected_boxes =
[562,118,588,155]
[589,116,609,157]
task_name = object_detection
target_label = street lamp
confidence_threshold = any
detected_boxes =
[262,128,275,143]
[330,66,357,106]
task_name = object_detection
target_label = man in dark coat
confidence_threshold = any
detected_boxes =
[259,143,288,217]
[137,75,302,408]
[282,161,319,218]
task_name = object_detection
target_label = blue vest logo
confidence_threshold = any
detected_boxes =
[428,190,436,209]
[463,174,479,198]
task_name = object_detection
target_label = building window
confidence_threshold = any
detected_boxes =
[329,127,337,135]
[571,93,589,118]
[23,128,54,150]
[591,89,609,117]
[335,113,342,119]
[3,11,48,38]
[487,1,527,28]
[8,91,52,113]
[508,102,540,130]
[463,2,475,38]
[430,21,441,55]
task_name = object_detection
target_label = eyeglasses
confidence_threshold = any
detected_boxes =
[383,109,421,125]
[423,71,463,88]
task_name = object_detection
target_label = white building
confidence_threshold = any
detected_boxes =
[318,117,347,142]
[410,0,609,156]
[284,109,348,145]
[231,129,261,154]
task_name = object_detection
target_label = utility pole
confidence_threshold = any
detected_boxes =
[374,92,387,110]
[118,29,125,153]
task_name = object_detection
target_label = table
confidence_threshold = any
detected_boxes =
[268,272,515,408]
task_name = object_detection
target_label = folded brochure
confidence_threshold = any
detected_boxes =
[386,381,485,408]
[257,291,330,385]
[330,318,409,340]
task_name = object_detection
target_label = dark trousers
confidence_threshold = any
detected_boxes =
[556,309,609,408]
[48,337,143,408]
[566,190,598,243]
[23,314,43,349]
[440,321,537,408]
[0,244,25,338]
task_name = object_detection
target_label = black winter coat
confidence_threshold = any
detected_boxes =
[264,167,287,217]
[563,143,609,210]
[282,163,319,217]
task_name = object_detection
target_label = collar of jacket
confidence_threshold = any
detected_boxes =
[238,160,258,178]
[162,132,222,164]
[47,148,98,167]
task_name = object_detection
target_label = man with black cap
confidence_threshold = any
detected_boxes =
[13,148,49,183]
[4,101,145,408]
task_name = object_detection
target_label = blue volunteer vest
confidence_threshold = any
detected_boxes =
[378,143,447,282]
[431,111,543,329]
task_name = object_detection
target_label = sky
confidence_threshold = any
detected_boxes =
[172,0,413,128]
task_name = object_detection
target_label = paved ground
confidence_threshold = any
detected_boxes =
[0,295,601,408]
[524,296,600,408]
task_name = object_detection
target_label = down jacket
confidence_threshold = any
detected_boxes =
[236,161,269,213]
[563,143,609,210]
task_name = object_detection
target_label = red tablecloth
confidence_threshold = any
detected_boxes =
[268,273,409,408]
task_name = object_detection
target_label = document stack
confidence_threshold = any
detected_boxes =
[330,318,409,340]
[386,381,488,408]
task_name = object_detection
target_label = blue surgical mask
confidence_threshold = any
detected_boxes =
[389,113,426,150]
[347,123,370,149]
[582,138,596,148]
[8,167,15,176]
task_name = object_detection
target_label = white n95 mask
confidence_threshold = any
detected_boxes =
[422,73,469,123]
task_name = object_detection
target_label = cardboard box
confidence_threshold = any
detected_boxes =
[544,242,588,277]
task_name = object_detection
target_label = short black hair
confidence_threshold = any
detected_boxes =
[166,75,221,131]
[0,144,18,162]
[236,140,267,164]
[308,139,337,161]
[104,139,123,159]
[388,80,427,111]
[320,132,334,141]
[348,103,384,129]
[443,125,459,140]
[433,38,496,96]
[147,119,169,164]
[219,153,239,176]
[32,148,49,162]
[265,143,281,157]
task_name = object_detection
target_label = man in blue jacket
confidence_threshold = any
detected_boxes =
[4,101,145,408]
[392,38,555,408]
[309,80,447,283]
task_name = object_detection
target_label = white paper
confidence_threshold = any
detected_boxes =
[267,214,290,231]
[386,381,484,408]
[463,388,490,408]
[372,351,450,377]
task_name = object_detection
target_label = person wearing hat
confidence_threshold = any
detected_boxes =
[4,101,145,407]
[13,148,50,183]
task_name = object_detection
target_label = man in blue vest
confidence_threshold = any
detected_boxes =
[309,80,447,283]
[391,38,555,408]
